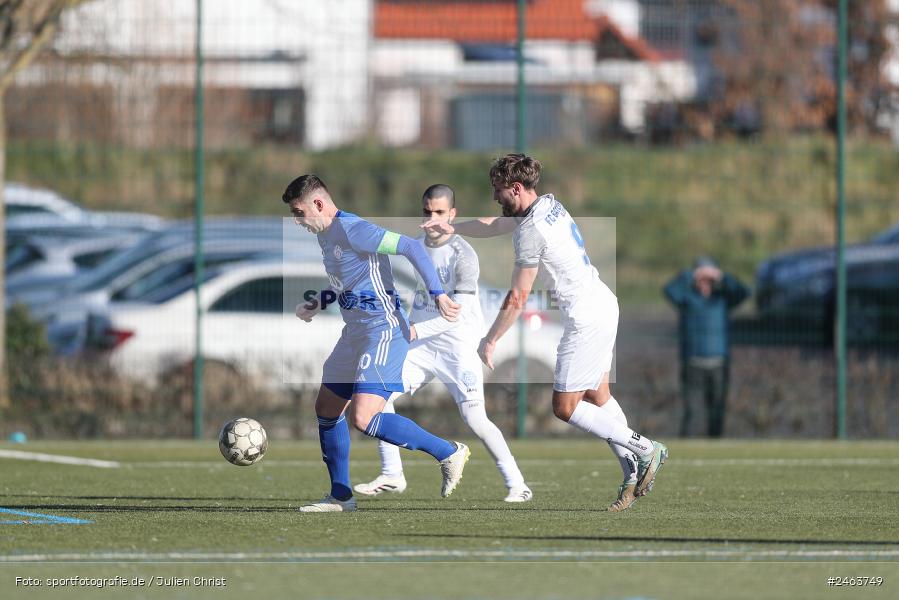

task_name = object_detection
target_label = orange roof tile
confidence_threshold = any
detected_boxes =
[375,0,661,61]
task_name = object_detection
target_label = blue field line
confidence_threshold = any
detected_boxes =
[0,508,92,525]
[1,520,57,525]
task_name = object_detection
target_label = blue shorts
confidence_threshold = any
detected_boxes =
[322,321,409,400]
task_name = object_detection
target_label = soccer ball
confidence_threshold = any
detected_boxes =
[218,417,268,466]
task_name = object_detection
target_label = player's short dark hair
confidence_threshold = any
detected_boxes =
[489,154,541,190]
[422,184,455,208]
[282,174,329,204]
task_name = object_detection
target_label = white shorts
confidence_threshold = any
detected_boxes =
[554,297,619,393]
[401,340,484,404]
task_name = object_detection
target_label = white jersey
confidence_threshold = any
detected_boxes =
[513,194,615,324]
[409,235,484,348]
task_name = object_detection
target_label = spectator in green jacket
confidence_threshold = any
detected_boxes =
[663,257,750,437]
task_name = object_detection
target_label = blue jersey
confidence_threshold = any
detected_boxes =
[317,211,408,330]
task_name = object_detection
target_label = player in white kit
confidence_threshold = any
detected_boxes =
[354,185,533,502]
[422,155,668,512]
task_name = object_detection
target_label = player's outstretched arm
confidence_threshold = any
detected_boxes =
[478,265,538,369]
[421,216,517,238]
[378,231,461,321]
[341,218,461,321]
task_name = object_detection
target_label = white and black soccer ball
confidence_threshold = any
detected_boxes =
[218,417,268,466]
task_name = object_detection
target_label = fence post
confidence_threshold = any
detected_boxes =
[515,0,528,439]
[193,0,206,440]
[835,0,848,439]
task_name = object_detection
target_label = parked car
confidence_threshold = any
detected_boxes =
[755,222,899,345]
[3,182,85,222]
[18,217,289,315]
[41,218,322,355]
[5,231,150,313]
[4,182,167,231]
[5,210,167,312]
[9,218,285,311]
[85,258,563,388]
[6,233,142,287]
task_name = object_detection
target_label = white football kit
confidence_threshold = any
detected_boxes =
[405,235,485,404]
[377,234,527,493]
[512,194,658,502]
[513,193,619,392]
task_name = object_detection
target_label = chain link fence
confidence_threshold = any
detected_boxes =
[4,0,899,439]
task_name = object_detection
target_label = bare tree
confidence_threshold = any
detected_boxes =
[0,0,90,408]
[713,0,895,135]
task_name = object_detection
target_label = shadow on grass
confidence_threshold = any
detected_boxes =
[1,495,618,513]
[1,494,276,502]
[402,532,899,547]
[0,503,591,513]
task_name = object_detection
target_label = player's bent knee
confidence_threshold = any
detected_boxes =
[350,410,374,432]
[552,404,573,422]
[315,385,349,419]
[347,403,378,432]
[458,399,491,432]
[552,398,577,422]
[584,386,611,407]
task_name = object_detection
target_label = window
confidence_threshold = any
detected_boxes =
[111,253,270,302]
[113,259,194,302]
[73,248,118,270]
[6,205,55,218]
[211,275,333,314]
[137,270,222,305]
[5,243,43,275]
[871,226,899,245]
[210,277,284,313]
[284,276,333,308]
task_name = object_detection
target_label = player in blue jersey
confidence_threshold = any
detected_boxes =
[283,174,471,512]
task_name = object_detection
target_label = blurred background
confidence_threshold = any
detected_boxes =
[2,0,897,441]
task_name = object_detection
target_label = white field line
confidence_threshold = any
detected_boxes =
[123,457,899,468]
[3,451,898,470]
[0,450,120,469]
[2,548,899,562]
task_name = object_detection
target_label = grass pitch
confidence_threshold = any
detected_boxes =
[1,439,897,599]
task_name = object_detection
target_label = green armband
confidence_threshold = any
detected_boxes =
[376,230,402,255]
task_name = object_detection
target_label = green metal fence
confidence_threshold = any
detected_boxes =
[3,0,898,440]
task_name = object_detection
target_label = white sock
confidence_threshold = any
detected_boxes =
[459,400,525,489]
[598,396,638,482]
[378,401,404,477]
[599,395,627,424]
[568,400,654,457]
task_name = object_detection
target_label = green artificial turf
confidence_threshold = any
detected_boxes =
[1,439,897,599]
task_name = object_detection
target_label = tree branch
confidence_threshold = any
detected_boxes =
[0,0,88,95]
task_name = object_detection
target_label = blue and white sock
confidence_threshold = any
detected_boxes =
[318,415,352,501]
[365,412,456,461]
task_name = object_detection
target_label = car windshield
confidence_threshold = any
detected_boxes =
[73,248,120,270]
[70,224,287,293]
[6,205,56,218]
[70,233,176,293]
[110,250,282,302]
[5,243,42,275]
[136,270,224,304]
[871,225,899,245]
